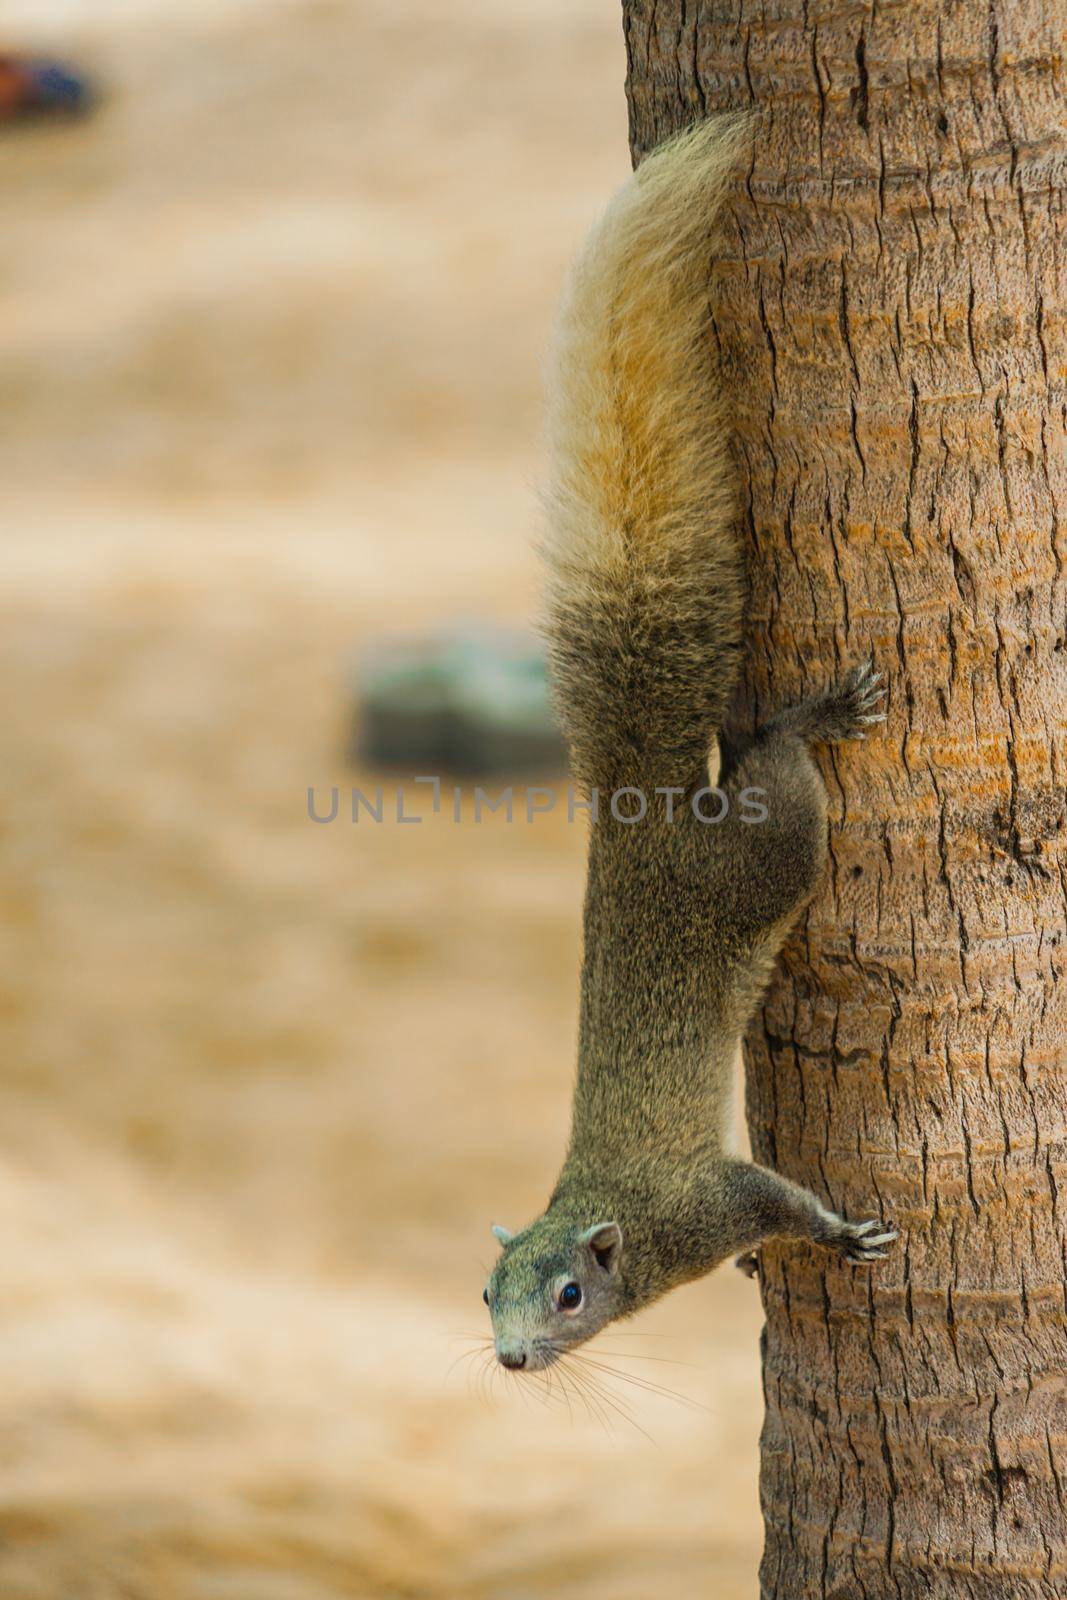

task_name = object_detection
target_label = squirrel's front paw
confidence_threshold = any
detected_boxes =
[807,659,887,743]
[821,1215,898,1264]
[734,1249,760,1279]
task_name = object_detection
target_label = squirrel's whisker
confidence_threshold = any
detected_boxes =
[577,1369,656,1445]
[444,1345,490,1384]
[546,1364,574,1424]
[479,1350,497,1409]
[565,1350,705,1412]
[554,1359,589,1428]
[548,1349,604,1431]
[557,1351,657,1444]
[566,1352,708,1413]
[560,1364,613,1435]
[586,1346,699,1368]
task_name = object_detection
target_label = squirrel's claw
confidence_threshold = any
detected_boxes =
[836,662,888,738]
[734,1249,760,1279]
[794,659,888,744]
[827,1216,899,1265]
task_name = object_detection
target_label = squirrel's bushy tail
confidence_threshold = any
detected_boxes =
[542,118,747,793]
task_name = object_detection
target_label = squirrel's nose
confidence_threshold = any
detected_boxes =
[498,1350,526,1370]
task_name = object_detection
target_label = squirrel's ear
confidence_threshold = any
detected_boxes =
[580,1221,622,1275]
[491,1224,514,1246]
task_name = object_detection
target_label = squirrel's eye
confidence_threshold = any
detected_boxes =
[483,1288,489,1306]
[558,1281,582,1312]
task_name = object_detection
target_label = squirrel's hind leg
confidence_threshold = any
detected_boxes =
[704,726,829,958]
[761,658,886,745]
[708,660,888,956]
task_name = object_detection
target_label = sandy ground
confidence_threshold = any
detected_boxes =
[0,2,764,1595]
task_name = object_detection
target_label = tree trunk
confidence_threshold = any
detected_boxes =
[622,4,1066,1596]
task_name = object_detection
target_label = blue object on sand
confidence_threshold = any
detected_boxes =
[0,53,94,121]
[355,624,568,778]
[29,60,93,112]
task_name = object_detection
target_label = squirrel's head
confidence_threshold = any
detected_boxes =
[482,1216,623,1371]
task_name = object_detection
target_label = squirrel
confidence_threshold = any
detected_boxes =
[482,119,896,1374]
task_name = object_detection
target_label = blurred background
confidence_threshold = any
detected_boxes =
[0,1,763,1595]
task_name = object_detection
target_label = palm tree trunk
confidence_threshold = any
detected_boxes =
[622,3,1067,1595]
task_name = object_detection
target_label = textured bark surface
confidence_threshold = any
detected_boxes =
[624,4,1066,1597]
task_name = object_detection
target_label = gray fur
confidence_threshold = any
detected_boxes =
[486,668,897,1369]
[485,125,896,1373]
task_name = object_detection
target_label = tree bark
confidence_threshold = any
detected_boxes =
[623,4,1066,1597]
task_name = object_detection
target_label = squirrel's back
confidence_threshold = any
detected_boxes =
[542,118,747,793]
